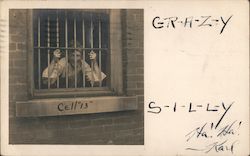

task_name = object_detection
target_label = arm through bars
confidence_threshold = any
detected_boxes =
[82,60,106,85]
[42,56,66,86]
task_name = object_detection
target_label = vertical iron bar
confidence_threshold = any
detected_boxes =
[65,12,68,88]
[98,16,102,87]
[38,17,41,89]
[90,14,94,48]
[74,17,77,88]
[56,11,60,88]
[90,14,94,87]
[47,15,50,89]
[82,18,85,87]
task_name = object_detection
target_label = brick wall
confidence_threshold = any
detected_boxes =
[122,10,144,109]
[9,9,144,145]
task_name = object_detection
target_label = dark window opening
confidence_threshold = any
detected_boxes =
[33,9,110,90]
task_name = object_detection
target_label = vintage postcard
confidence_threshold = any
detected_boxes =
[0,0,249,156]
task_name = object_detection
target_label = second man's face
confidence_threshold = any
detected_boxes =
[89,50,97,60]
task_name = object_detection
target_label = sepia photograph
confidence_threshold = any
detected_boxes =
[9,9,144,145]
[1,1,248,156]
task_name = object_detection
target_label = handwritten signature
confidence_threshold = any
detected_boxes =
[185,101,242,154]
[186,139,239,153]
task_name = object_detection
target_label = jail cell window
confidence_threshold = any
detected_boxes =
[33,10,110,90]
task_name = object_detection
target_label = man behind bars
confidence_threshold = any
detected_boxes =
[42,42,106,88]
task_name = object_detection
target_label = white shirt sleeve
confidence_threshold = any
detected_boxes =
[83,61,106,82]
[42,58,66,79]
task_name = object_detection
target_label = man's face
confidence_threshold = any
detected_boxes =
[69,50,82,66]
[89,51,97,60]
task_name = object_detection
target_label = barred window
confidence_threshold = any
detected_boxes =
[32,9,115,97]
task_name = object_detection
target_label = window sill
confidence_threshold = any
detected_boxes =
[33,87,115,99]
[16,96,138,117]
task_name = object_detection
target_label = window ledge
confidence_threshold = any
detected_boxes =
[16,96,138,117]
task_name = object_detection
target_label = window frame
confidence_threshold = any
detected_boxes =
[27,9,123,99]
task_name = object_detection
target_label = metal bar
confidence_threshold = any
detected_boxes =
[56,11,60,88]
[34,47,108,50]
[74,17,77,88]
[35,86,109,92]
[90,14,94,49]
[47,15,50,89]
[82,18,85,87]
[65,12,68,88]
[90,14,94,87]
[38,17,41,89]
[98,16,102,87]
[56,15,59,47]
